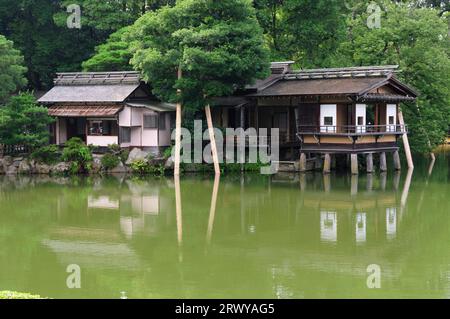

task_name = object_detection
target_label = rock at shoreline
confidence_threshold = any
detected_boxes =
[34,163,51,174]
[52,162,70,174]
[18,159,32,174]
[164,157,174,170]
[126,148,149,165]
[109,161,129,174]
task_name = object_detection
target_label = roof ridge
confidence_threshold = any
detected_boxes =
[54,71,141,86]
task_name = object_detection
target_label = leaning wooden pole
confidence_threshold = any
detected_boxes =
[205,104,221,175]
[174,68,182,176]
[398,110,414,169]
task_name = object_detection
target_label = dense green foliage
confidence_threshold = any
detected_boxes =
[328,1,450,153]
[101,153,121,171]
[0,93,54,148]
[82,27,133,71]
[0,35,27,103]
[62,137,93,173]
[127,0,270,113]
[31,144,61,164]
[0,0,448,153]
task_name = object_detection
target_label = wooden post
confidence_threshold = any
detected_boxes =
[351,174,358,196]
[351,154,358,175]
[174,68,182,176]
[379,152,387,172]
[205,104,221,175]
[366,153,374,173]
[323,174,331,192]
[393,150,401,171]
[323,153,331,174]
[299,153,307,172]
[398,111,414,169]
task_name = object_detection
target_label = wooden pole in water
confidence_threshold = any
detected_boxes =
[398,110,414,169]
[174,67,182,176]
[205,104,221,175]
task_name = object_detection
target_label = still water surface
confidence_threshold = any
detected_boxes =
[0,155,449,298]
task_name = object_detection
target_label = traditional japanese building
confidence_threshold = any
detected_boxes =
[213,62,418,173]
[38,71,175,155]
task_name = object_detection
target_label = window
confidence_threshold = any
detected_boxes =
[324,116,333,126]
[388,116,395,125]
[120,127,131,143]
[159,113,166,130]
[357,116,364,126]
[87,120,114,136]
[143,114,158,129]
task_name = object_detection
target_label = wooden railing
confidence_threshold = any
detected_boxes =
[297,124,407,136]
[0,144,32,157]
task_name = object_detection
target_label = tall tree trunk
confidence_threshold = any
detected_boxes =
[205,104,221,175]
[174,67,182,176]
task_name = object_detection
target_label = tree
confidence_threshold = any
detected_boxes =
[0,93,54,148]
[82,27,133,71]
[329,1,450,153]
[128,0,270,175]
[0,35,27,103]
[253,0,347,67]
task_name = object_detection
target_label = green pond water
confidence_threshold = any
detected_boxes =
[0,154,449,299]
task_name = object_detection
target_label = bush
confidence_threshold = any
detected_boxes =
[62,137,93,173]
[0,291,44,299]
[101,153,120,171]
[163,145,174,159]
[31,145,60,164]
[130,159,165,176]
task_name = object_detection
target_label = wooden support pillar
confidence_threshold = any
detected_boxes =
[379,152,387,172]
[398,111,414,169]
[323,153,331,174]
[366,153,374,173]
[299,153,307,172]
[174,68,182,176]
[351,174,358,196]
[393,150,401,171]
[351,154,358,175]
[323,174,331,192]
[205,105,221,176]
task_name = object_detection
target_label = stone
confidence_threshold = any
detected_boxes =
[2,156,13,166]
[109,161,129,174]
[34,163,51,174]
[52,162,70,175]
[164,157,174,170]
[18,159,32,174]
[5,164,18,175]
[126,148,149,165]
[91,155,103,174]
[299,153,307,172]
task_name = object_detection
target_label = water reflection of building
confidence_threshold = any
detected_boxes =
[320,212,337,243]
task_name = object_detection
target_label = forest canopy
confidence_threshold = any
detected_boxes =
[0,0,448,153]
